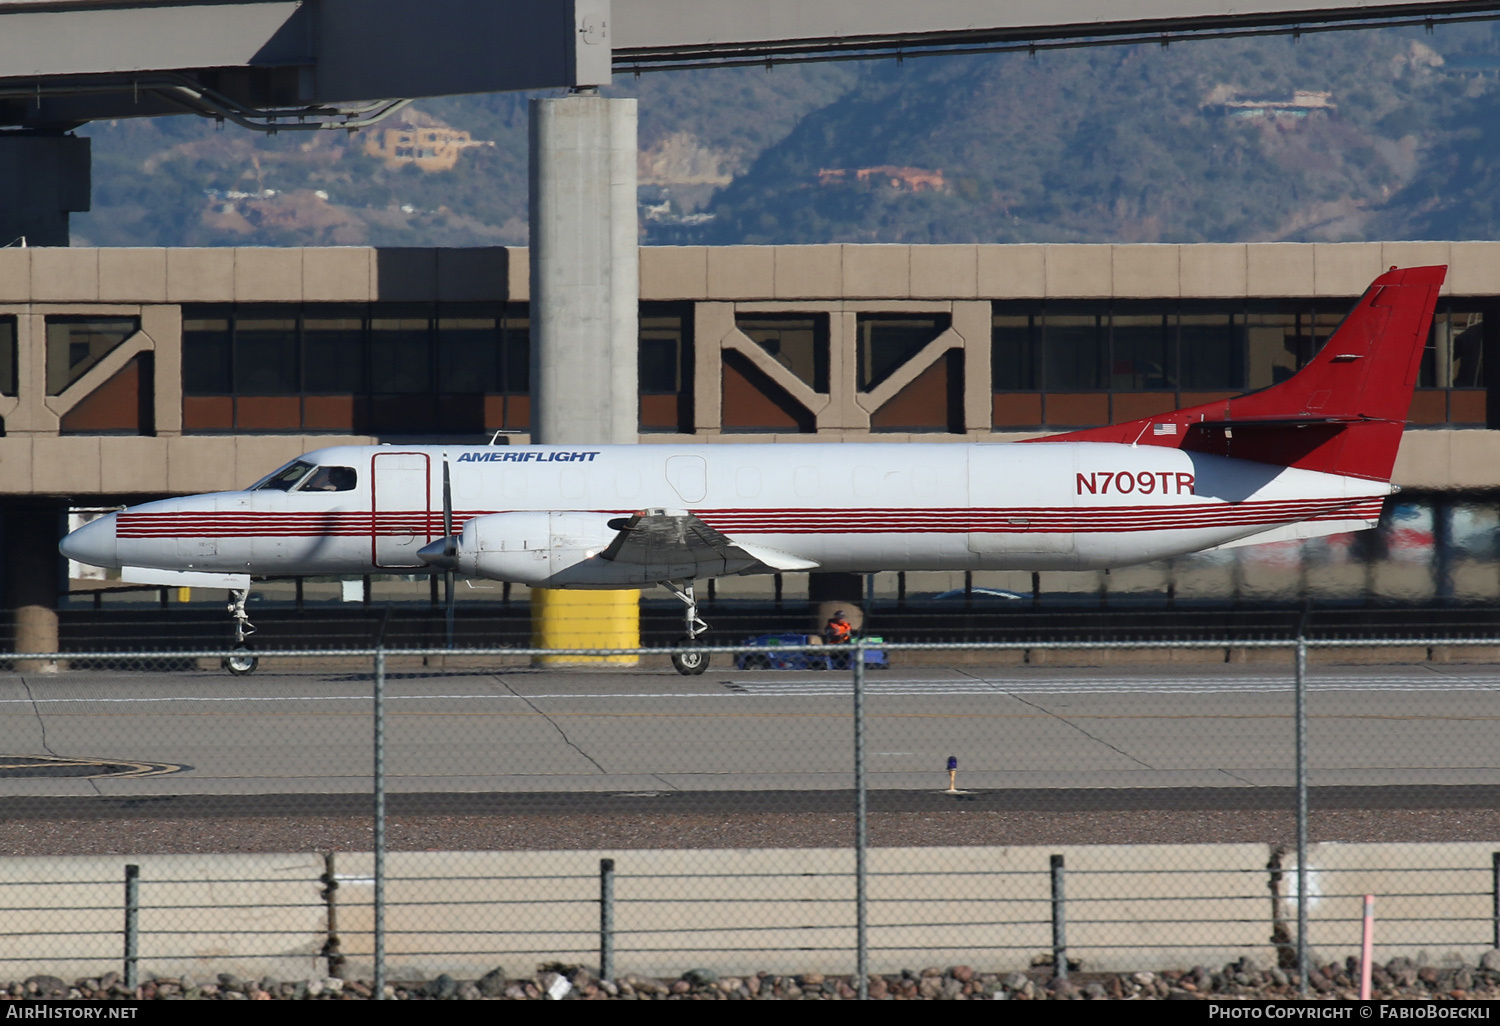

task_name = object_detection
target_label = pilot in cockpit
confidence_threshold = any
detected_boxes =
[302,466,357,492]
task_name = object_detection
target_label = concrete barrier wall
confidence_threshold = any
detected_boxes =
[1290,842,1500,969]
[0,853,325,983]
[0,842,1492,982]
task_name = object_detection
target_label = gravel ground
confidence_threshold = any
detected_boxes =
[2,807,1499,856]
[18,958,1500,1000]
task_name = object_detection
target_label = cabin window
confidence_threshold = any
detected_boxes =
[254,460,315,491]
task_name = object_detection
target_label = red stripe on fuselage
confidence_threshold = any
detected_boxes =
[116,497,1385,539]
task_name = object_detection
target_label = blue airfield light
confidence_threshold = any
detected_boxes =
[946,755,958,792]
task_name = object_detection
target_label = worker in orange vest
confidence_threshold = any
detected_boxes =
[823,609,853,646]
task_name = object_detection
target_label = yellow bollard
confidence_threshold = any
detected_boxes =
[530,589,640,665]
[176,587,191,603]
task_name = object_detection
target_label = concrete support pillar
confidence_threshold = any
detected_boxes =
[5,505,62,671]
[529,92,640,662]
[0,135,89,247]
[529,91,638,445]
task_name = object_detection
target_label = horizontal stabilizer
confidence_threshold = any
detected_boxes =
[1206,516,1382,552]
[1189,415,1377,428]
[122,566,250,589]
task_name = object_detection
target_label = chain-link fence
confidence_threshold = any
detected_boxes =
[2,637,1500,999]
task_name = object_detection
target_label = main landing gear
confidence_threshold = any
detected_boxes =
[664,579,709,676]
[223,587,258,676]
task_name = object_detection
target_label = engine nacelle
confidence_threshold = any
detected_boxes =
[455,511,647,588]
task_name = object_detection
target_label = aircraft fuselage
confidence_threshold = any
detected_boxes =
[63,441,1389,586]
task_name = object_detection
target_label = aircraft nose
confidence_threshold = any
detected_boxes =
[417,537,458,571]
[59,512,119,569]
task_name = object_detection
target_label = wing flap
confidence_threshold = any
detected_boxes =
[601,509,819,575]
[122,566,251,589]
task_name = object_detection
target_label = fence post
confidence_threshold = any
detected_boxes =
[1359,895,1375,1001]
[373,647,386,1000]
[123,864,139,991]
[1050,854,1067,981]
[853,639,869,1000]
[600,858,615,982]
[1492,852,1500,950]
[1295,635,1310,999]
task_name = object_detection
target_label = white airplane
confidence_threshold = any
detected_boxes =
[61,265,1445,675]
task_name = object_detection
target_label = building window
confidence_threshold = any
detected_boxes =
[853,314,959,433]
[639,304,693,433]
[1178,306,1245,392]
[60,354,153,435]
[1412,303,1491,427]
[45,316,139,395]
[737,315,829,393]
[0,316,16,397]
[721,350,815,433]
[869,350,964,433]
[991,298,1396,430]
[181,303,530,435]
[856,314,949,392]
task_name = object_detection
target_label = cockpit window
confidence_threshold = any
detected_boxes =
[253,460,315,491]
[298,466,358,492]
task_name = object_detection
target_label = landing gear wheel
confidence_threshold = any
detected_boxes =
[224,644,258,676]
[225,587,258,676]
[663,580,711,676]
[672,640,709,676]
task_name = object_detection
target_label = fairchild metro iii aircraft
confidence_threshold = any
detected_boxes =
[61,265,1445,674]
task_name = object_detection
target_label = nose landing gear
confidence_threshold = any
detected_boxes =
[223,588,258,676]
[664,579,709,676]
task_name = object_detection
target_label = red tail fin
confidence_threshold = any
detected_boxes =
[1029,265,1447,481]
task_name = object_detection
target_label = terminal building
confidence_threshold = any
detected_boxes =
[3,241,1497,654]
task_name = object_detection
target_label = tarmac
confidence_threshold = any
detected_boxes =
[0,662,1495,806]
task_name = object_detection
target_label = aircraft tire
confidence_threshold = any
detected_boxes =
[672,642,709,676]
[224,645,259,676]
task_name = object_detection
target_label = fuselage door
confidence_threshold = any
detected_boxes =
[967,444,1077,561]
[666,455,708,504]
[371,452,432,567]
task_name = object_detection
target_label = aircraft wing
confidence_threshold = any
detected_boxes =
[601,509,819,574]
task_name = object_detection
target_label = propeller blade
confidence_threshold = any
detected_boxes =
[442,458,455,650]
[442,460,455,557]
